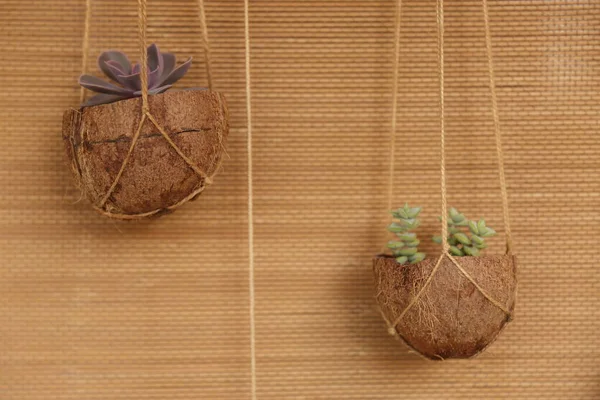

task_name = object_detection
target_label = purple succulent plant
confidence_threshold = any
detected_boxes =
[79,43,192,107]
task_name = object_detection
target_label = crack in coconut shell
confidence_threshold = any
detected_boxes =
[78,128,212,146]
[62,90,229,218]
[373,254,517,360]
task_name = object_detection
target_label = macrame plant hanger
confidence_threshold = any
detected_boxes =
[77,0,221,219]
[381,0,515,338]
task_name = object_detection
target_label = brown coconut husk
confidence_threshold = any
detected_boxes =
[373,254,517,360]
[62,89,228,219]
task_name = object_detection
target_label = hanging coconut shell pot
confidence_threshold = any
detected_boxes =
[62,0,227,220]
[374,0,517,360]
[62,88,228,219]
[374,254,516,360]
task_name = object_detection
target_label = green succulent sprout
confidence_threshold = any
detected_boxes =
[432,207,496,257]
[387,204,426,264]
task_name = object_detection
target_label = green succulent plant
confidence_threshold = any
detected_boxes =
[432,207,496,257]
[387,204,426,264]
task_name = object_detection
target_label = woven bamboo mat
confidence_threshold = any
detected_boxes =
[1,0,599,398]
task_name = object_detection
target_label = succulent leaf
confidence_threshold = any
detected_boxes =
[387,223,406,233]
[82,93,126,107]
[406,239,420,247]
[449,208,465,223]
[113,69,142,91]
[398,233,416,241]
[160,53,176,82]
[432,235,442,244]
[147,44,163,73]
[387,241,405,249]
[396,247,418,256]
[396,256,409,264]
[399,218,416,226]
[135,84,172,96]
[407,207,421,218]
[397,208,409,219]
[79,75,132,95]
[449,246,464,256]
[98,50,131,82]
[463,246,480,256]
[477,219,486,233]
[468,220,479,235]
[448,207,459,219]
[471,235,484,245]
[453,233,471,246]
[482,227,496,237]
[409,252,425,264]
[104,60,128,78]
[161,57,193,86]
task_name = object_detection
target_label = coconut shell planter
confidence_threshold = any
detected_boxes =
[374,204,517,360]
[62,44,228,219]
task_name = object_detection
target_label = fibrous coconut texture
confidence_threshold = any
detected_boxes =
[62,89,228,219]
[373,254,517,360]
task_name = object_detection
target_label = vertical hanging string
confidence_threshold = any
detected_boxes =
[244,1,257,399]
[379,0,404,333]
[482,0,513,254]
[79,0,92,104]
[436,0,449,251]
[196,0,214,90]
[138,0,150,113]
[386,0,403,213]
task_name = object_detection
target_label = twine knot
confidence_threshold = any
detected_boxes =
[387,326,398,336]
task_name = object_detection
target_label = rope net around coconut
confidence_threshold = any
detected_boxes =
[379,0,515,339]
[79,0,222,219]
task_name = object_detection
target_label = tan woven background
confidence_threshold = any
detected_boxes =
[1,0,599,398]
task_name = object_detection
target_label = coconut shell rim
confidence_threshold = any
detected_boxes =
[74,87,213,111]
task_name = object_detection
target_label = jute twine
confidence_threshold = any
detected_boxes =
[244,1,258,398]
[381,0,514,338]
[385,0,403,214]
[196,0,213,90]
[78,0,91,104]
[78,0,221,219]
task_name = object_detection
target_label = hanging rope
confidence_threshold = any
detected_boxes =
[383,0,512,334]
[138,0,150,113]
[482,0,513,254]
[244,1,257,399]
[196,0,214,90]
[79,0,92,104]
[386,0,403,213]
[378,0,404,334]
[436,0,449,254]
